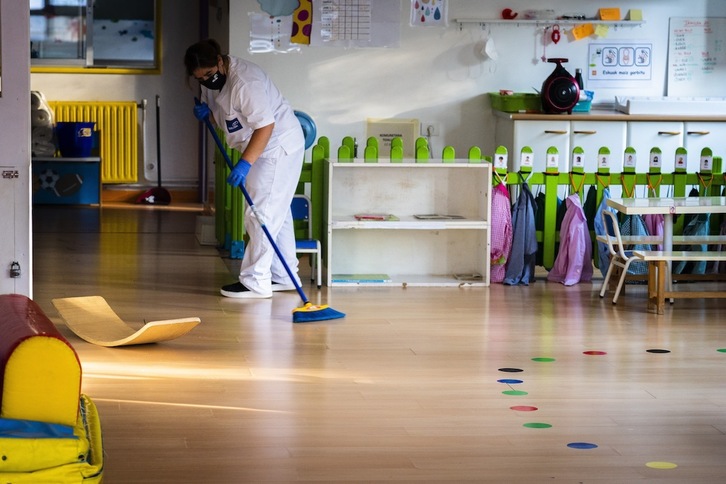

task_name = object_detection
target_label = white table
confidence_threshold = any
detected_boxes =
[607,197,726,252]
[606,196,726,297]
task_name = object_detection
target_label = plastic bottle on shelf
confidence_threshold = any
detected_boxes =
[575,68,584,90]
[575,68,588,101]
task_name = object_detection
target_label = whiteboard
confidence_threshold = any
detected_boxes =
[667,17,726,97]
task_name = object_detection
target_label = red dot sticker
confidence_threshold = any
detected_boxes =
[583,351,607,355]
[510,405,538,412]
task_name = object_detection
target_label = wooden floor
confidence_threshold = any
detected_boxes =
[32,205,726,483]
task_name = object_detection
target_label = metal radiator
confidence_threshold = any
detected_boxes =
[48,101,140,183]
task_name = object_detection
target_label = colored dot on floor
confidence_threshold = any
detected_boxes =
[497,379,523,384]
[718,349,726,353]
[502,390,528,396]
[510,405,538,412]
[647,349,671,353]
[532,357,556,362]
[583,350,607,355]
[567,442,598,450]
[498,368,524,372]
[646,461,678,470]
[523,422,552,429]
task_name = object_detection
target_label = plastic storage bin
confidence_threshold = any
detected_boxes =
[55,122,95,158]
[573,90,595,113]
[489,93,542,113]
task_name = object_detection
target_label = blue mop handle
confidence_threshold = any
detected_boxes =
[196,98,310,305]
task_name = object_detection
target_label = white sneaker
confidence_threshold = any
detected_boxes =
[220,282,272,299]
[272,281,297,292]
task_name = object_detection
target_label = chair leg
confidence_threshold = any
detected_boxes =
[316,253,322,289]
[612,261,633,304]
[310,254,316,283]
[599,261,616,298]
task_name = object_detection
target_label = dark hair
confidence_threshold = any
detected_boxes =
[184,39,225,76]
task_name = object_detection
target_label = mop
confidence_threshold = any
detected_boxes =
[196,99,344,323]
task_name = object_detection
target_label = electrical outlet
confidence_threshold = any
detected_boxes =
[420,122,440,136]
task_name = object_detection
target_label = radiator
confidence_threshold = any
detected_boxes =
[48,101,139,184]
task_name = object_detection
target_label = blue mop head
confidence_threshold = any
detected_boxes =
[292,303,346,323]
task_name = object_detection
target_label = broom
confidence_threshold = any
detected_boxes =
[196,99,344,323]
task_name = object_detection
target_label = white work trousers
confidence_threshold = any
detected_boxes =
[238,144,304,294]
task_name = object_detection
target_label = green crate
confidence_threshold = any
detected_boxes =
[489,92,542,113]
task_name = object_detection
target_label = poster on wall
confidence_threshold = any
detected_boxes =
[585,41,653,88]
[310,0,400,48]
[410,0,448,27]
[249,12,300,53]
[667,18,726,97]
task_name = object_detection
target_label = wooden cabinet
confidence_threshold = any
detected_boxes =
[626,121,684,172]
[325,160,491,287]
[684,122,726,171]
[495,117,570,172]
[571,120,627,170]
[0,166,21,294]
[494,111,726,173]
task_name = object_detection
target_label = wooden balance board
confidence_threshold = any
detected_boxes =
[52,296,200,347]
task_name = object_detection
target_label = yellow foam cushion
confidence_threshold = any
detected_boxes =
[2,336,82,427]
[0,394,103,482]
[0,294,82,427]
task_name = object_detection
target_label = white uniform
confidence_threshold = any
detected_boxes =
[202,57,304,295]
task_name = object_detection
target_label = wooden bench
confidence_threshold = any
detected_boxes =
[632,250,726,314]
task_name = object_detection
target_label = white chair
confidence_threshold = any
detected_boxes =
[599,209,641,304]
[291,194,322,288]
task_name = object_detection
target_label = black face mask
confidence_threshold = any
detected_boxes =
[200,70,226,91]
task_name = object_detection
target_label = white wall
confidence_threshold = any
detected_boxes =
[24,0,726,187]
[230,0,726,158]
[0,1,31,296]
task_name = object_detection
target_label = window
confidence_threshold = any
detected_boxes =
[30,0,160,73]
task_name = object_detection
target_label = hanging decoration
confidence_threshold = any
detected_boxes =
[291,0,313,45]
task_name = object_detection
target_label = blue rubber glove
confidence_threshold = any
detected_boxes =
[193,102,211,121]
[227,159,252,188]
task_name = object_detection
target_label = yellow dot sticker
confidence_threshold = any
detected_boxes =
[646,461,678,470]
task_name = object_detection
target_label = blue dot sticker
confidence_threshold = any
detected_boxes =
[567,442,598,450]
[497,379,523,384]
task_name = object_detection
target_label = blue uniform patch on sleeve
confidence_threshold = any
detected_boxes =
[226,118,243,133]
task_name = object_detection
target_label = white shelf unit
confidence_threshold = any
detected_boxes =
[325,160,491,287]
[455,18,645,28]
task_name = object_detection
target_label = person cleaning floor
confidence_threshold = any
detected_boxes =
[185,38,304,298]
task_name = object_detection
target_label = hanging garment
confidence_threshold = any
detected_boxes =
[593,187,618,278]
[583,185,598,232]
[490,183,513,283]
[504,181,538,285]
[619,214,650,275]
[534,192,566,267]
[643,214,664,251]
[674,213,710,275]
[712,218,726,274]
[547,194,593,286]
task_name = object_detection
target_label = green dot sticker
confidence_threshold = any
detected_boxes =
[717,349,726,353]
[646,461,678,470]
[502,390,528,396]
[523,422,552,429]
[532,357,555,362]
